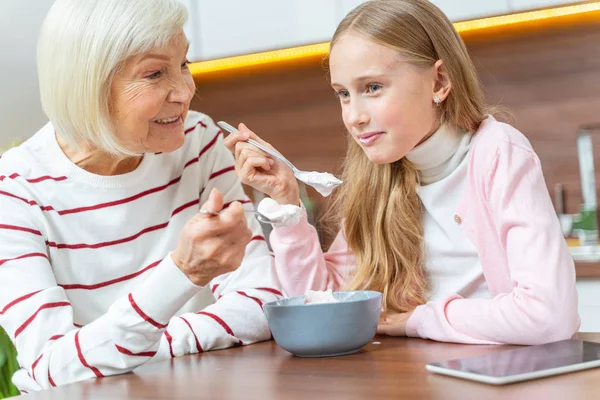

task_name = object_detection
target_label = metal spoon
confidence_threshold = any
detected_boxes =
[199,209,274,225]
[217,121,342,197]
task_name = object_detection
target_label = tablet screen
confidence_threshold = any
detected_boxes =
[429,340,600,378]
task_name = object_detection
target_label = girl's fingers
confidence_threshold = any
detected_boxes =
[223,130,249,152]
[241,156,272,182]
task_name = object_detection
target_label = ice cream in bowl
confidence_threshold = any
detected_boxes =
[263,290,382,357]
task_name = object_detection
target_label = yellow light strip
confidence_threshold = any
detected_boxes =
[191,1,600,75]
[189,42,330,76]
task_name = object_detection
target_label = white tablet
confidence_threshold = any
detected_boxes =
[426,339,600,385]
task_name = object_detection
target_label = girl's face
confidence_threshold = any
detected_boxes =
[329,33,443,164]
[110,30,195,155]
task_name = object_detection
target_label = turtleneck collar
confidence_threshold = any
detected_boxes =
[405,123,470,185]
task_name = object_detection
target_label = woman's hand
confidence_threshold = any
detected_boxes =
[171,188,252,286]
[376,311,414,337]
[223,123,299,205]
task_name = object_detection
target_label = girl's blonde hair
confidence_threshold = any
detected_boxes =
[38,0,188,156]
[329,0,487,312]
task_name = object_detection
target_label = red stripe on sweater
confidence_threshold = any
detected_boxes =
[198,130,222,158]
[58,176,183,215]
[59,260,161,290]
[115,344,157,357]
[171,198,200,217]
[0,190,55,211]
[75,331,103,377]
[197,311,242,344]
[182,130,222,169]
[256,287,283,296]
[185,120,207,134]
[48,334,64,341]
[209,166,235,181]
[237,291,263,308]
[165,330,175,358]
[128,293,166,329]
[31,354,43,382]
[0,290,42,315]
[211,284,219,293]
[0,224,42,236]
[250,235,266,242]
[48,370,56,387]
[0,252,47,267]
[0,173,67,184]
[180,316,203,353]
[14,302,70,338]
[46,198,198,250]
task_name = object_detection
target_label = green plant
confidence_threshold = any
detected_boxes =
[0,327,19,399]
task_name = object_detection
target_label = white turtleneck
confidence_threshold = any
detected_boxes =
[406,124,490,301]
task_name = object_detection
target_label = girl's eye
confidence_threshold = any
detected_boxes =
[337,90,350,99]
[146,71,162,80]
[367,84,382,93]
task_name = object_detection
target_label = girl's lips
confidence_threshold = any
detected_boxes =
[358,132,384,146]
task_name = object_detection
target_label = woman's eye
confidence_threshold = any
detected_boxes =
[181,60,190,69]
[366,84,382,93]
[146,71,162,80]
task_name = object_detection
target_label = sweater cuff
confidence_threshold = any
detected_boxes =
[269,207,313,244]
[405,305,427,338]
[130,253,201,326]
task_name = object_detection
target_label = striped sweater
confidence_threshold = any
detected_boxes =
[0,111,282,393]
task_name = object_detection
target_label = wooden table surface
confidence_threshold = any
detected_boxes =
[17,333,600,400]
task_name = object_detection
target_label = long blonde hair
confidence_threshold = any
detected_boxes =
[329,0,487,312]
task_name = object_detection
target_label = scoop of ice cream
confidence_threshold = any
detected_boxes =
[256,197,303,228]
[295,171,343,197]
[304,289,339,304]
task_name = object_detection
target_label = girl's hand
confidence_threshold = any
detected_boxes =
[223,123,299,206]
[376,311,414,337]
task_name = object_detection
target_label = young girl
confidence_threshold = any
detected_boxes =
[224,0,579,345]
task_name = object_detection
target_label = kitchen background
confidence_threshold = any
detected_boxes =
[1,0,599,330]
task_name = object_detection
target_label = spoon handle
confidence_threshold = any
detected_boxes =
[217,121,297,172]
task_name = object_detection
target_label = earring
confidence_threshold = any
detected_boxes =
[433,96,441,105]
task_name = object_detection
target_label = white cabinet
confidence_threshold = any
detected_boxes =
[337,1,511,23]
[192,0,337,60]
[431,1,509,21]
[509,0,586,13]
[336,0,366,22]
[576,279,600,332]
[181,0,584,61]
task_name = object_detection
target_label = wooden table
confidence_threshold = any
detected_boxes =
[18,333,600,400]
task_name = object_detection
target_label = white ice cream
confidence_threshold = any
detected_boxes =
[304,289,339,304]
[294,171,343,197]
[256,198,302,227]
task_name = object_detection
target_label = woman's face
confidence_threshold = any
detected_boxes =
[110,30,195,154]
[329,32,440,164]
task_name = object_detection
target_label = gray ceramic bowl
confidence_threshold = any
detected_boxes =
[263,290,382,357]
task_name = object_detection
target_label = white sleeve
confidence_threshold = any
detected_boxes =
[0,181,200,391]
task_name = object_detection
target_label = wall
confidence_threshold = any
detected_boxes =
[0,0,56,146]
[191,14,600,331]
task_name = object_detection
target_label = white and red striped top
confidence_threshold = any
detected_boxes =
[0,111,282,393]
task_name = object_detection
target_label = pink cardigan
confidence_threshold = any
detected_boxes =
[270,116,580,345]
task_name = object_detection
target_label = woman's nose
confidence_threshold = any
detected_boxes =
[167,75,194,104]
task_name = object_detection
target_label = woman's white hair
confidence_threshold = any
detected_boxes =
[37,0,188,155]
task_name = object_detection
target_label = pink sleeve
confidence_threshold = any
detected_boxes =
[269,210,356,297]
[406,142,580,345]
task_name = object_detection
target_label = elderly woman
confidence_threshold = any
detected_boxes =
[0,0,281,393]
